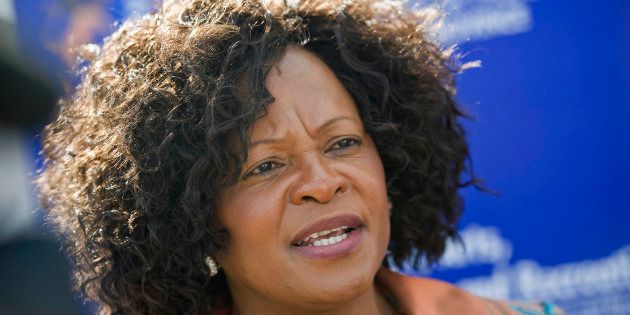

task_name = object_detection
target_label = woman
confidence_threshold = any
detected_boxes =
[38,0,564,314]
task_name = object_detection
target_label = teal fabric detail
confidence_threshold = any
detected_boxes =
[508,301,564,315]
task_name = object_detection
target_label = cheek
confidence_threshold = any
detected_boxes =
[215,185,301,299]
[360,140,391,239]
[217,186,281,247]
[362,139,389,205]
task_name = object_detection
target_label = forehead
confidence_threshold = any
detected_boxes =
[249,46,361,140]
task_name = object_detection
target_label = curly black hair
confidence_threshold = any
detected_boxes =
[37,0,476,313]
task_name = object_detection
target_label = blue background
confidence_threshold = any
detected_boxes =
[427,0,630,312]
[456,0,629,265]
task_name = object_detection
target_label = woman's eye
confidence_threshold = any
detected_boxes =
[329,137,360,151]
[244,161,283,178]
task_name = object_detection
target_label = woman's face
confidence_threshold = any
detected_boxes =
[215,47,390,311]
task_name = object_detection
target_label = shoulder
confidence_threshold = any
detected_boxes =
[376,268,489,314]
[376,268,564,315]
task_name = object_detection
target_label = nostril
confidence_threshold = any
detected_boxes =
[296,181,345,204]
[335,185,344,194]
[301,196,318,203]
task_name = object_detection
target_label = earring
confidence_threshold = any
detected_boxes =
[205,256,220,277]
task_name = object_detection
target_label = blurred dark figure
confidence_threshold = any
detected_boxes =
[1,0,131,313]
[0,57,56,127]
[0,0,80,313]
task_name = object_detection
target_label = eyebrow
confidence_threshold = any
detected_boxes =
[248,115,355,149]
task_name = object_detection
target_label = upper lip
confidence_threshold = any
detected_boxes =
[291,213,363,245]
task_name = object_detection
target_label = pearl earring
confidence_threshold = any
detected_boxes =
[205,256,220,277]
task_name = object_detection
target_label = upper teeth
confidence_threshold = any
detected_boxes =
[302,225,349,243]
[312,233,348,247]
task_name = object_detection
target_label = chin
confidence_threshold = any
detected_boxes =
[296,254,380,303]
[302,271,373,305]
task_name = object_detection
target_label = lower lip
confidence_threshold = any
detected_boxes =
[292,229,362,260]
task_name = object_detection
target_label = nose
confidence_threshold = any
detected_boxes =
[289,155,348,205]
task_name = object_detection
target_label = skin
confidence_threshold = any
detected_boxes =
[214,46,393,315]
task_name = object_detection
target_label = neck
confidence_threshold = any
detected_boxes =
[230,283,394,315]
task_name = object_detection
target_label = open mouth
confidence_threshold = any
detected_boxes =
[290,214,363,247]
[293,226,357,247]
[290,213,364,259]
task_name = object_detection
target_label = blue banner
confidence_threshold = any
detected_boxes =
[422,0,630,313]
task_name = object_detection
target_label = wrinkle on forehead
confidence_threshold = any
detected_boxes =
[248,46,360,144]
